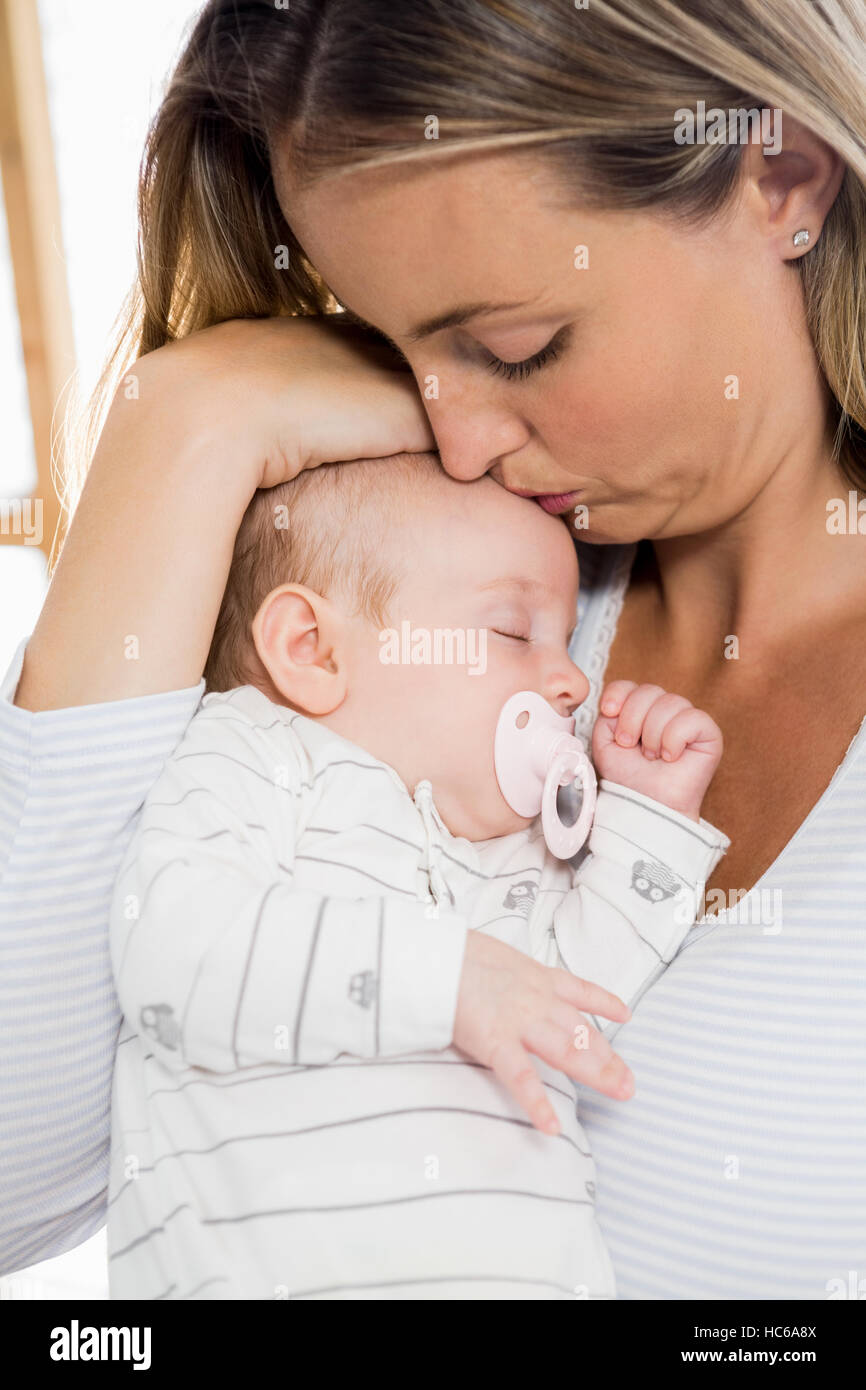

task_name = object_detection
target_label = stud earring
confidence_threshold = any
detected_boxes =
[793,229,811,247]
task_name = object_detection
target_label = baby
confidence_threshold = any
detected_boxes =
[108,452,728,1301]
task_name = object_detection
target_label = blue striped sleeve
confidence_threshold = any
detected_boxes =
[0,637,205,1275]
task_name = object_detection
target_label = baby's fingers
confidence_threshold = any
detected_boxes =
[598,680,637,718]
[640,693,693,758]
[553,969,631,1024]
[568,1041,636,1100]
[659,706,723,762]
[488,1039,562,1136]
[612,684,667,747]
[523,1018,635,1100]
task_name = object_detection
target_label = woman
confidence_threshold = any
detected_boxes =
[2,0,864,1297]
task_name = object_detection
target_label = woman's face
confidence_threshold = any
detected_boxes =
[278,148,821,544]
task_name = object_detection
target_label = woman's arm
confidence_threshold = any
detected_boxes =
[0,647,204,1274]
[14,413,254,709]
[15,316,436,712]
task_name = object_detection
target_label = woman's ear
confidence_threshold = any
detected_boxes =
[251,584,348,715]
[741,114,846,261]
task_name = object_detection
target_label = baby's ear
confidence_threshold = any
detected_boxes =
[252,584,347,715]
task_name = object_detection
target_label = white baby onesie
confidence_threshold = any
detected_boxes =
[108,684,729,1300]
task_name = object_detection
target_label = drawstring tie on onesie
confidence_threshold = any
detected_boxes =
[412,779,456,911]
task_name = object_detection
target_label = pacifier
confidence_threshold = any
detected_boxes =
[494,691,597,859]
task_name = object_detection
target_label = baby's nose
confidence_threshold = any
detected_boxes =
[555,663,590,717]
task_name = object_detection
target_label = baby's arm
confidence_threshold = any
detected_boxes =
[550,782,729,1027]
[549,683,729,1026]
[110,707,468,1072]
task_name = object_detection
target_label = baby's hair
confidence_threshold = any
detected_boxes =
[204,450,446,693]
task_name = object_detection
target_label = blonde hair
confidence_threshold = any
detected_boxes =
[64,0,866,561]
[204,451,447,693]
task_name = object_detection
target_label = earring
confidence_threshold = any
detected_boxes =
[793,229,811,247]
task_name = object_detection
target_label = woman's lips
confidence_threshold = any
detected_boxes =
[508,486,582,514]
[535,492,581,514]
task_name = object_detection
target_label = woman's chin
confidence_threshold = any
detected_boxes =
[569,512,652,547]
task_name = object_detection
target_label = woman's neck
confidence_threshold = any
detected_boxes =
[643,431,865,675]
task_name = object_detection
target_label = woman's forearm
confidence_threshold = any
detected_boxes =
[15,371,259,711]
[15,314,435,712]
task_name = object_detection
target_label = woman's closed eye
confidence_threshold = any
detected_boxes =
[481,325,571,382]
[484,342,559,382]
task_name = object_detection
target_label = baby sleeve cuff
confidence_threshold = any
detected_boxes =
[378,905,469,1055]
[592,779,730,888]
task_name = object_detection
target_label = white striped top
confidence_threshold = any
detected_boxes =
[107,683,726,1300]
[572,540,866,1300]
[0,637,204,1275]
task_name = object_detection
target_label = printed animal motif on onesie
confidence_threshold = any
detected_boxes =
[139,1004,182,1050]
[348,969,378,1009]
[502,879,539,916]
[630,859,680,904]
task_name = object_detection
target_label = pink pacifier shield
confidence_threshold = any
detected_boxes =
[494,691,597,859]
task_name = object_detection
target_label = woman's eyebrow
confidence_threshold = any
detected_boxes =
[405,299,534,343]
[339,298,537,348]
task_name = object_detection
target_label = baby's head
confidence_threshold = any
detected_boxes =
[205,453,589,840]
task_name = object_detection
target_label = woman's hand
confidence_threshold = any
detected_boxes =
[453,931,634,1135]
[147,314,435,488]
[16,315,433,709]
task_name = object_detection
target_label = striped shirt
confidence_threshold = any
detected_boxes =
[107,683,726,1299]
[0,637,204,1275]
[572,540,866,1300]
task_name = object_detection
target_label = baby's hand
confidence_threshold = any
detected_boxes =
[592,681,723,821]
[454,932,634,1136]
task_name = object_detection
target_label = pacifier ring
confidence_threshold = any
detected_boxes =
[542,747,597,859]
[494,689,597,858]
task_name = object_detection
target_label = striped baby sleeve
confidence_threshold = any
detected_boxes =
[552,779,730,1017]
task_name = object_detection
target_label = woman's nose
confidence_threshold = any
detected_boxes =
[426,395,530,482]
